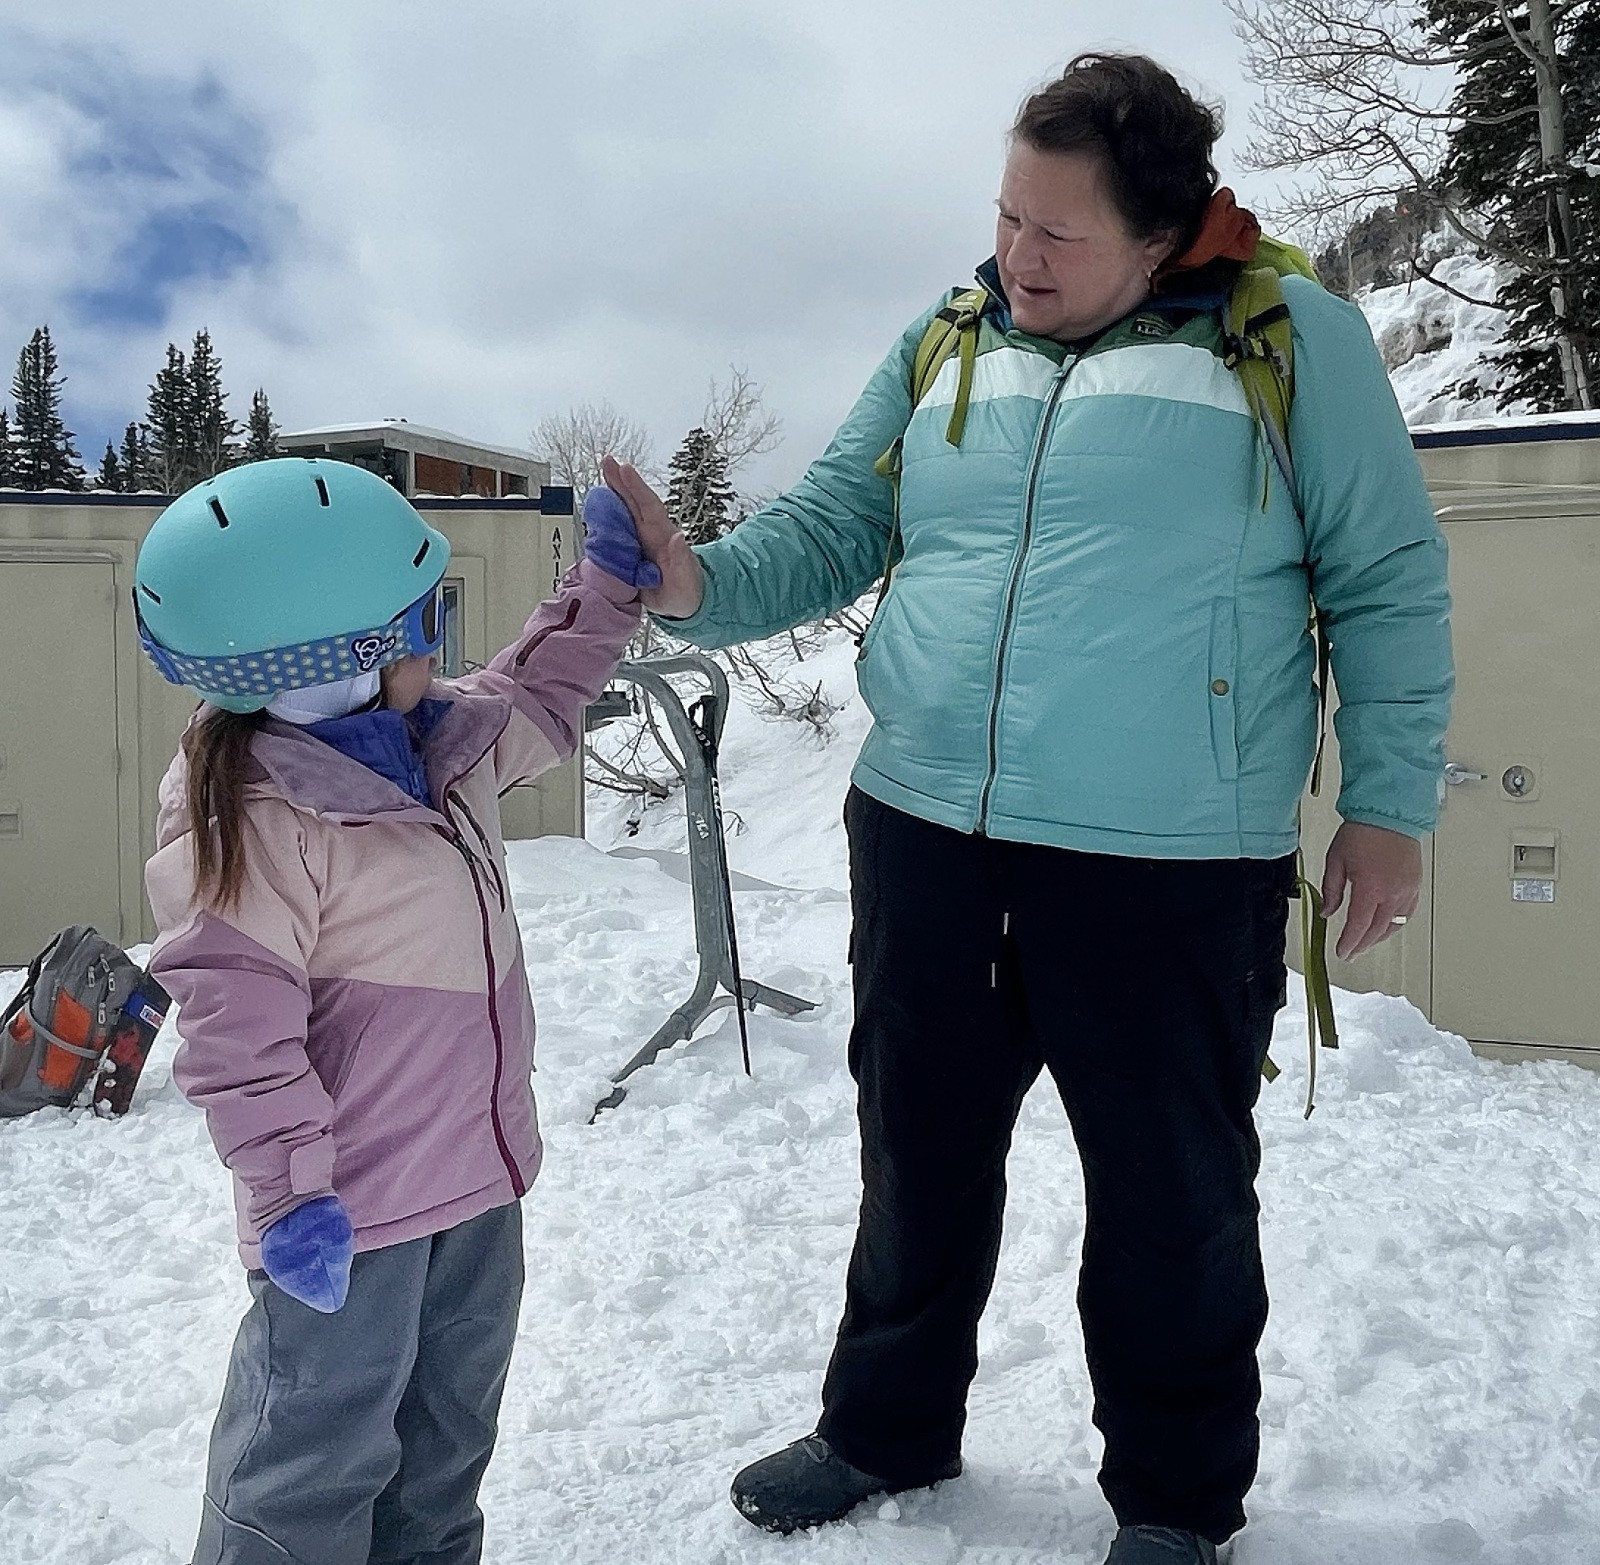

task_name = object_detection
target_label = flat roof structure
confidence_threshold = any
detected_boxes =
[281,419,550,500]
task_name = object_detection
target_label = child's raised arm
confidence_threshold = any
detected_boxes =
[453,490,649,792]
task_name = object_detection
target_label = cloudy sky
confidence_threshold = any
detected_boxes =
[1,1,1273,492]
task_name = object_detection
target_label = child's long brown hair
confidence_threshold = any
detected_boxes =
[182,708,266,909]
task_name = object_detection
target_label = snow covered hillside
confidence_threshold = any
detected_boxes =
[3,627,1600,1565]
[1355,249,1519,425]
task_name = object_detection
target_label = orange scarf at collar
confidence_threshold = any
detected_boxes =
[1155,188,1261,285]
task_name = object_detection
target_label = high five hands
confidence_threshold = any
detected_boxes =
[594,455,705,620]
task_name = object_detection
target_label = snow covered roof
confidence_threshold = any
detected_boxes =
[1410,410,1600,448]
[281,419,544,471]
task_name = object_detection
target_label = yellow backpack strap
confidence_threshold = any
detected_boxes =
[1224,265,1297,508]
[906,287,990,446]
[867,288,991,620]
[1253,234,1320,283]
[1226,257,1341,1111]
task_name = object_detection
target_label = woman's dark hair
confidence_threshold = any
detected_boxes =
[183,707,266,910]
[1012,53,1222,255]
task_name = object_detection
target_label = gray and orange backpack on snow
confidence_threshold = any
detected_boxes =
[1,926,171,1119]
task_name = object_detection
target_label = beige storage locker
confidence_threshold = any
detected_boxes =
[0,484,582,967]
[1301,415,1600,1066]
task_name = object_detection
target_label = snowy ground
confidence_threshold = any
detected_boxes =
[4,628,1600,1565]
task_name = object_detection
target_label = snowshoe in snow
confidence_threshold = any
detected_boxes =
[729,1433,959,1534]
[590,654,816,1120]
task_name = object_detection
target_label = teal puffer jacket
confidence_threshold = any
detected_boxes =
[666,272,1453,859]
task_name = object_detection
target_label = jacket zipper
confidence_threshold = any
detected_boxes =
[432,809,525,1198]
[976,354,1077,833]
[454,793,507,910]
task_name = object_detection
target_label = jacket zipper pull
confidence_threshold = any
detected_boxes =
[437,824,475,872]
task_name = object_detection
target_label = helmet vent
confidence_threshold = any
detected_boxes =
[140,584,162,604]
[314,477,331,507]
[208,498,230,529]
[413,540,430,568]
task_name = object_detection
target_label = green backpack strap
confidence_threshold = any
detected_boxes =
[868,287,992,615]
[1224,264,1297,507]
[1294,848,1340,1118]
[917,288,990,447]
[1224,248,1341,1106]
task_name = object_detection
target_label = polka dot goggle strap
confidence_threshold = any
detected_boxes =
[135,582,444,698]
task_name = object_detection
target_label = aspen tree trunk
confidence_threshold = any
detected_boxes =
[1526,0,1593,408]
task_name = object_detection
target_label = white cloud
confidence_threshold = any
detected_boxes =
[5,0,1263,488]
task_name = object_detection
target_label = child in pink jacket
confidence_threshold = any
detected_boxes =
[138,458,656,1565]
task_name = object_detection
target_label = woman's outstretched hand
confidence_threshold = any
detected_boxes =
[601,454,705,620]
[1322,821,1423,961]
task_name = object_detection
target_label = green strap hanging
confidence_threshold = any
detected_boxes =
[1295,853,1340,1118]
[1308,614,1333,799]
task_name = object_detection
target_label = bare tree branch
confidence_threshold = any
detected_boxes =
[587,748,672,799]
[701,367,782,476]
[1409,257,1510,309]
[1494,1,1546,71]
[532,400,656,504]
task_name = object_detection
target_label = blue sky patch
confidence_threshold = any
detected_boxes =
[70,204,259,329]
[0,28,295,451]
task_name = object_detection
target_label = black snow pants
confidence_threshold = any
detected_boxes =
[817,787,1295,1545]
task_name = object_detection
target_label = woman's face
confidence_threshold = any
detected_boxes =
[995,142,1176,342]
[381,654,435,715]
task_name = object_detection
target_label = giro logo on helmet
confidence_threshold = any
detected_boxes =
[351,631,401,671]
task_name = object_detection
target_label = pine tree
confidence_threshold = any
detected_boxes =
[145,331,242,494]
[146,343,191,494]
[0,407,13,488]
[664,427,738,547]
[1427,0,1599,410]
[97,442,123,492]
[119,422,151,492]
[242,387,280,462]
[188,329,239,482]
[10,326,86,491]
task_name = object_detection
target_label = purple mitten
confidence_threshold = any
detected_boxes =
[583,485,664,590]
[260,1195,354,1313]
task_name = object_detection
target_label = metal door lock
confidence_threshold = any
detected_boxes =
[1502,765,1535,798]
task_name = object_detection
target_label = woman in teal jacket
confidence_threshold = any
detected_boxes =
[610,53,1451,1565]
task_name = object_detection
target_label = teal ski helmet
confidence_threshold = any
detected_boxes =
[135,458,451,712]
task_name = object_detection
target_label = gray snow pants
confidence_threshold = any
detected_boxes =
[192,1200,524,1565]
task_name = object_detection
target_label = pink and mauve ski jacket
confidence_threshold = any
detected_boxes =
[145,561,640,1268]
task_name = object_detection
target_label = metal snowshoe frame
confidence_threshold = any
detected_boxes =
[590,653,816,1120]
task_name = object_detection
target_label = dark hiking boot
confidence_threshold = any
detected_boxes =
[729,1433,960,1533]
[1102,1526,1222,1564]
